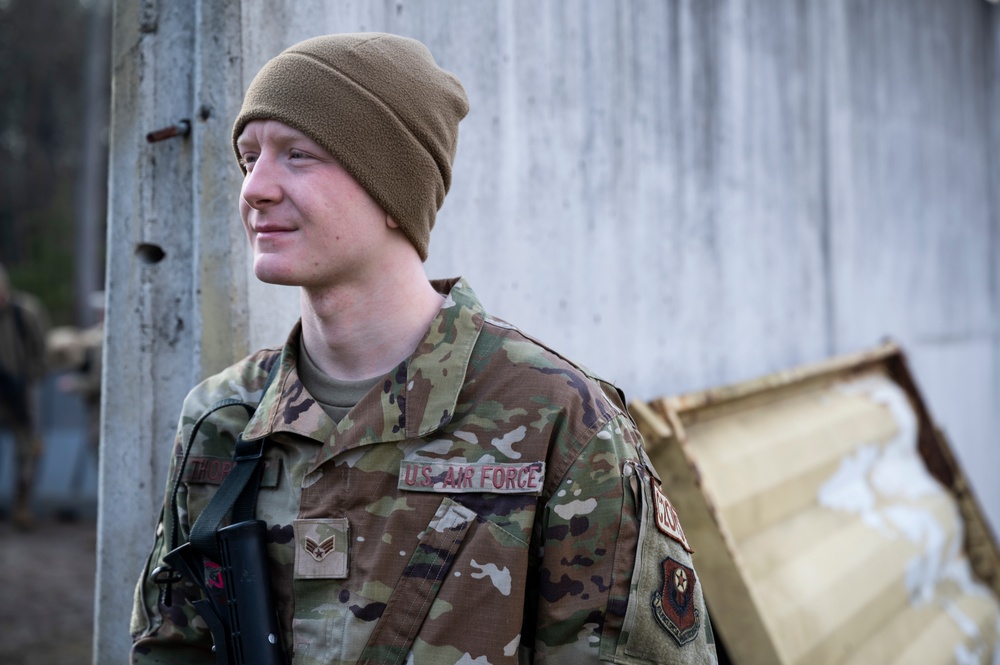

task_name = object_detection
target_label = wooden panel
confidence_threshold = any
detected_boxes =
[633,400,785,665]
[758,492,958,663]
[842,594,1000,665]
[633,345,1000,665]
[696,392,897,509]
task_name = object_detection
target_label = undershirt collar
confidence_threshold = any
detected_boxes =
[297,340,382,424]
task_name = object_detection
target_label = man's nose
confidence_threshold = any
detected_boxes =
[241,156,282,209]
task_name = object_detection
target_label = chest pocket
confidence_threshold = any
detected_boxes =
[358,498,477,665]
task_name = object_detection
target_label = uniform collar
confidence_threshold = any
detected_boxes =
[242,278,485,467]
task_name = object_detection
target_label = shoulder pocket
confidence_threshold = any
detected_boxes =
[606,463,715,664]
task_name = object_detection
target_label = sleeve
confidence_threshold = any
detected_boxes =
[129,413,215,664]
[530,414,718,664]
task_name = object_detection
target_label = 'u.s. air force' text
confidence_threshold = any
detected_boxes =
[398,460,545,495]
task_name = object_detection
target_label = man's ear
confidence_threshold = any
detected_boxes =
[386,215,400,229]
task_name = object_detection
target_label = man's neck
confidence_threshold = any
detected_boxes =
[298,264,444,381]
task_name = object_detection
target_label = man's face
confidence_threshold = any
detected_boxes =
[237,120,393,289]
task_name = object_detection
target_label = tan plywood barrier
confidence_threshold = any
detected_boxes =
[631,342,1000,665]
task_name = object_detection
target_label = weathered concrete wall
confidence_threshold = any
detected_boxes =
[98,0,1000,661]
[97,0,245,659]
[98,0,196,661]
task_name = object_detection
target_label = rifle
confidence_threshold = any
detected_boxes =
[164,520,286,665]
[152,359,288,665]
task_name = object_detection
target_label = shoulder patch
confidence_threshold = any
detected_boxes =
[652,481,693,552]
[652,557,701,646]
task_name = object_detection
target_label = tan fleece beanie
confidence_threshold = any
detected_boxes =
[233,33,469,261]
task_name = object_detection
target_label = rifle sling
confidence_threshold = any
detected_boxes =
[178,356,281,563]
[188,435,266,561]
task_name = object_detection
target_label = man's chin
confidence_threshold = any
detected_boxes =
[252,263,300,287]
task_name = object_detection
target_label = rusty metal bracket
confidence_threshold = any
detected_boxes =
[146,119,191,143]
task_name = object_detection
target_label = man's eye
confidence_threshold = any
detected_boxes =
[289,150,306,160]
[240,154,258,170]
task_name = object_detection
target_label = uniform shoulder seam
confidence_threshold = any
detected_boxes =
[482,315,610,384]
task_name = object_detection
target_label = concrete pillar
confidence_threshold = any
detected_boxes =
[96,0,194,656]
[96,0,236,661]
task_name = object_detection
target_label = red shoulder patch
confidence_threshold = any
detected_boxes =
[652,557,701,646]
[652,481,693,552]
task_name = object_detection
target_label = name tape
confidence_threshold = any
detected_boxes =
[399,460,545,495]
[653,481,693,552]
[179,456,281,488]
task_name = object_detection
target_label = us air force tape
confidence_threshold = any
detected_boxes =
[399,460,545,494]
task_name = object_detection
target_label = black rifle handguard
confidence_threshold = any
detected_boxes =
[161,520,288,665]
[218,520,288,665]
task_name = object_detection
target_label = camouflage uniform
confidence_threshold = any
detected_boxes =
[131,278,716,664]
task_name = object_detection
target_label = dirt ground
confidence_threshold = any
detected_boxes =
[0,516,97,664]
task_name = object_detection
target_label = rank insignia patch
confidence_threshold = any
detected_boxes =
[294,519,349,579]
[304,535,335,562]
[652,557,701,646]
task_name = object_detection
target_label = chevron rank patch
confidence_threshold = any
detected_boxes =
[652,557,701,646]
[294,519,349,579]
[305,535,336,562]
[652,481,693,552]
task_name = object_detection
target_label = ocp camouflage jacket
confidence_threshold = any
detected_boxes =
[131,278,717,664]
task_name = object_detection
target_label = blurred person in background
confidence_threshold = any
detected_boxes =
[0,262,50,530]
[56,290,104,453]
[48,290,105,514]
